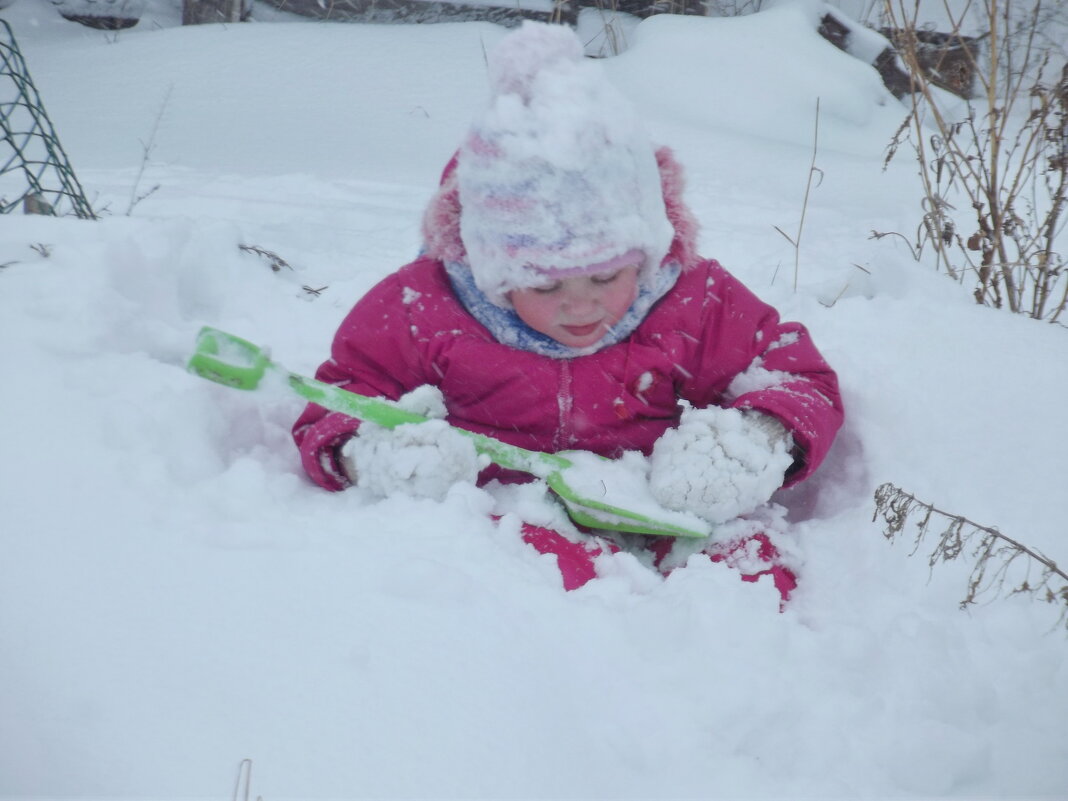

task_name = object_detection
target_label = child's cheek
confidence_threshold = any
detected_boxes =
[605,283,638,325]
[511,291,560,335]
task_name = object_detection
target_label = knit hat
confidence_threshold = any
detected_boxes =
[457,22,675,308]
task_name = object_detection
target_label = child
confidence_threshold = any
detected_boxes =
[293,22,843,601]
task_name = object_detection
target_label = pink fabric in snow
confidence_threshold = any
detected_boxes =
[520,522,796,606]
[707,533,797,605]
[519,524,618,591]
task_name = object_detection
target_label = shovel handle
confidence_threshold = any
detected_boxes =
[187,326,568,475]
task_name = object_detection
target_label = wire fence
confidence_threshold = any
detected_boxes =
[0,18,94,219]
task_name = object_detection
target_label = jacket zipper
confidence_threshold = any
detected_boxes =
[555,359,573,451]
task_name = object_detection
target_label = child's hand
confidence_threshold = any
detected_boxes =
[648,406,793,525]
[340,385,483,501]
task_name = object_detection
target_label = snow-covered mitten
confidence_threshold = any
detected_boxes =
[648,406,793,525]
[340,385,482,501]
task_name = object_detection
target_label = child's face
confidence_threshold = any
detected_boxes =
[509,265,640,348]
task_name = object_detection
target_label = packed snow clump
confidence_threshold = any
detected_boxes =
[341,385,481,502]
[343,419,481,502]
[649,406,793,524]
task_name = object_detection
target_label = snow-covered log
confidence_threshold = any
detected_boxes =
[817,6,978,100]
[51,0,144,30]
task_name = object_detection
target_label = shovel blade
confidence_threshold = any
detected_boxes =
[557,497,709,538]
[187,327,270,390]
[547,453,711,539]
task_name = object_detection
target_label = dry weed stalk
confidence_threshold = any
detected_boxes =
[774,97,823,291]
[873,482,1068,631]
[126,85,172,216]
[581,0,626,57]
[882,0,1068,322]
[239,243,293,272]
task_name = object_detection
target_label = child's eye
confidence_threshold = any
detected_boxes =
[591,270,623,285]
[533,280,562,294]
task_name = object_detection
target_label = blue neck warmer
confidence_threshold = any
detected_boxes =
[444,260,681,359]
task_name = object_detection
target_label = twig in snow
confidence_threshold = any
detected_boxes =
[126,85,172,216]
[870,228,919,260]
[231,758,262,801]
[774,97,823,291]
[239,244,293,273]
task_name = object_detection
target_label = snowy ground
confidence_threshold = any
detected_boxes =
[1,1,1066,798]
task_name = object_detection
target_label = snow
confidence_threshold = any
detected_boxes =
[725,356,794,398]
[1,1,1067,799]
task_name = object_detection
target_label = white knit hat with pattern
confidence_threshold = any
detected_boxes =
[457,22,674,307]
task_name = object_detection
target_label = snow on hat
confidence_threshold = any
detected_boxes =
[457,22,675,307]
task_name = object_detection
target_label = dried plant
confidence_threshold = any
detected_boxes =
[774,98,823,291]
[582,0,628,57]
[126,85,171,216]
[239,243,293,273]
[873,482,1068,631]
[882,0,1068,322]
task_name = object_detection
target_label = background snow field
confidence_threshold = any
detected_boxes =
[1,1,1066,798]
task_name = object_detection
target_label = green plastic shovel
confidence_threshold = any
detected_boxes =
[187,326,710,539]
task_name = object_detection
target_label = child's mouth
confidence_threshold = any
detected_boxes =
[562,322,602,338]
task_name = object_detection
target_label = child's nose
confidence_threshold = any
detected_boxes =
[562,288,598,313]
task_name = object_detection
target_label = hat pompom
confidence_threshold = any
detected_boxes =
[488,21,583,101]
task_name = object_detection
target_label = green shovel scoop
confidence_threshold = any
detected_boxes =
[187,326,710,539]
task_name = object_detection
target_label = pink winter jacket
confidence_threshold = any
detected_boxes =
[293,149,843,492]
